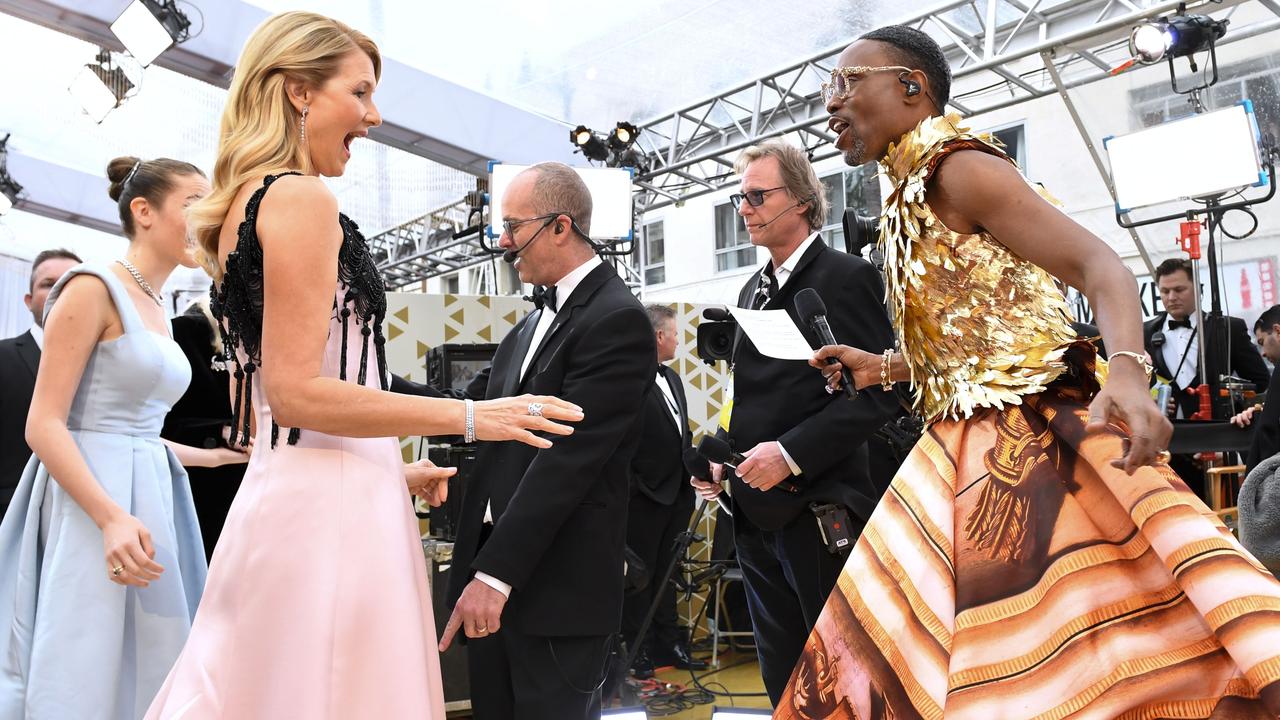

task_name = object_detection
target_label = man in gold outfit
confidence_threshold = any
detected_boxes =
[773,25,1280,719]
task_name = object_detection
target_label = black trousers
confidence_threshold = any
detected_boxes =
[621,489,693,654]
[467,626,612,720]
[734,511,849,706]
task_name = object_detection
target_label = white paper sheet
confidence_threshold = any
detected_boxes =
[731,308,814,361]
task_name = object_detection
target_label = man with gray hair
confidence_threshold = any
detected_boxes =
[0,248,81,517]
[689,140,897,703]
[442,162,656,719]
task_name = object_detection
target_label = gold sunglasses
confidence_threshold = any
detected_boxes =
[820,65,913,104]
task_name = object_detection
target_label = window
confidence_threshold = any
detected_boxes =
[714,203,755,272]
[642,221,665,285]
[990,123,1027,172]
[812,167,883,254]
[1131,55,1280,144]
[444,274,460,294]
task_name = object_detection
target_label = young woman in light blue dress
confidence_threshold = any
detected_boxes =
[0,156,247,719]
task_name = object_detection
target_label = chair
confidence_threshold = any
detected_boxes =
[708,567,754,667]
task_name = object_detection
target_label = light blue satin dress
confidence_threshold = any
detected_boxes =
[0,264,207,720]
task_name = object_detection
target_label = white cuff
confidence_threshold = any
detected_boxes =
[777,441,802,476]
[475,571,512,599]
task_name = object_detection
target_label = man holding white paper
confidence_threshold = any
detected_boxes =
[690,139,898,704]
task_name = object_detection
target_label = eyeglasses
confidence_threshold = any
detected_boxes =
[820,65,913,104]
[501,213,558,237]
[729,186,787,210]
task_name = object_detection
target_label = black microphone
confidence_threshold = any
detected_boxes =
[794,288,857,399]
[1151,330,1165,349]
[702,307,732,322]
[747,200,804,230]
[697,436,799,494]
[501,220,552,264]
[684,446,712,481]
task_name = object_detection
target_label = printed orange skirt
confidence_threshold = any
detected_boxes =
[775,353,1280,719]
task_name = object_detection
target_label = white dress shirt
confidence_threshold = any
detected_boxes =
[29,324,44,351]
[476,255,605,599]
[655,369,682,430]
[1161,315,1198,420]
[751,231,821,477]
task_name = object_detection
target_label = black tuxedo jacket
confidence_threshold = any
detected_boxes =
[725,240,899,532]
[630,363,694,507]
[1247,362,1280,472]
[446,264,656,637]
[1143,312,1270,418]
[0,330,39,515]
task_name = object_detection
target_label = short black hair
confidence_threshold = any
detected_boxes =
[859,25,952,110]
[29,248,82,292]
[1154,258,1194,282]
[1255,304,1280,333]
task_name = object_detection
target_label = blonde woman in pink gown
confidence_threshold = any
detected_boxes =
[145,12,582,719]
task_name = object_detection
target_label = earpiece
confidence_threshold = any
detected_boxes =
[554,224,564,235]
[901,76,921,96]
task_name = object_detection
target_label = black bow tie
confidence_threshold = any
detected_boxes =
[1169,318,1192,330]
[527,285,558,312]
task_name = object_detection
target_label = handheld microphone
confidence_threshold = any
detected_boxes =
[794,288,857,399]
[697,436,799,494]
[684,446,712,481]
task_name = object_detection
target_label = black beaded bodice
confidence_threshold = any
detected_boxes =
[210,172,389,448]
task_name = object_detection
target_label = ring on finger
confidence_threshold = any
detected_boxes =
[111,565,124,577]
[527,402,544,417]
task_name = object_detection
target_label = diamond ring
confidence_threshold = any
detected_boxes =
[528,402,544,417]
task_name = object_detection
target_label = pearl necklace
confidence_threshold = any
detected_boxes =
[116,259,163,307]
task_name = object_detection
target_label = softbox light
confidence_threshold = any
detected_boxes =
[1104,101,1266,213]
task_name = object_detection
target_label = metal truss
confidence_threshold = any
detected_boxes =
[633,0,1279,213]
[368,197,492,290]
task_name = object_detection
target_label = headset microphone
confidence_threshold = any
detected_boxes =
[746,195,817,230]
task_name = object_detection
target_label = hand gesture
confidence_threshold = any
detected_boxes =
[1230,405,1260,428]
[473,395,584,449]
[1086,364,1173,475]
[102,513,164,587]
[439,578,508,651]
[810,345,880,392]
[690,462,724,501]
[405,458,455,507]
[735,442,794,491]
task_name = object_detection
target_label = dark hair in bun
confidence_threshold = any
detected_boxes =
[106,156,205,237]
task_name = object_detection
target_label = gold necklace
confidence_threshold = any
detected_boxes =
[116,259,163,307]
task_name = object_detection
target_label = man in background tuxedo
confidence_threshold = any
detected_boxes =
[1143,257,1270,495]
[1231,304,1280,471]
[0,249,81,517]
[690,140,898,704]
[622,304,708,678]
[440,162,655,720]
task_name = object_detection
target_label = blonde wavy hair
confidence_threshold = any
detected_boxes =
[189,11,381,280]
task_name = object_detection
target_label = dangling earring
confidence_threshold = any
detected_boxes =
[299,105,309,143]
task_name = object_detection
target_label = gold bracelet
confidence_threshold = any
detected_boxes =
[880,349,894,391]
[1107,350,1153,379]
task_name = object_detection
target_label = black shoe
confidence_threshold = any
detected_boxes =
[631,648,655,679]
[653,643,708,671]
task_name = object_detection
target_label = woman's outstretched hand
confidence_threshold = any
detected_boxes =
[473,395,584,449]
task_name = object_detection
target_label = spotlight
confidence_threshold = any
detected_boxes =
[1128,14,1228,65]
[569,125,609,162]
[607,121,639,151]
[110,0,192,66]
[68,50,136,123]
[0,134,21,215]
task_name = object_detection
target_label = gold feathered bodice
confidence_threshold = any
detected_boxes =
[879,114,1078,424]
